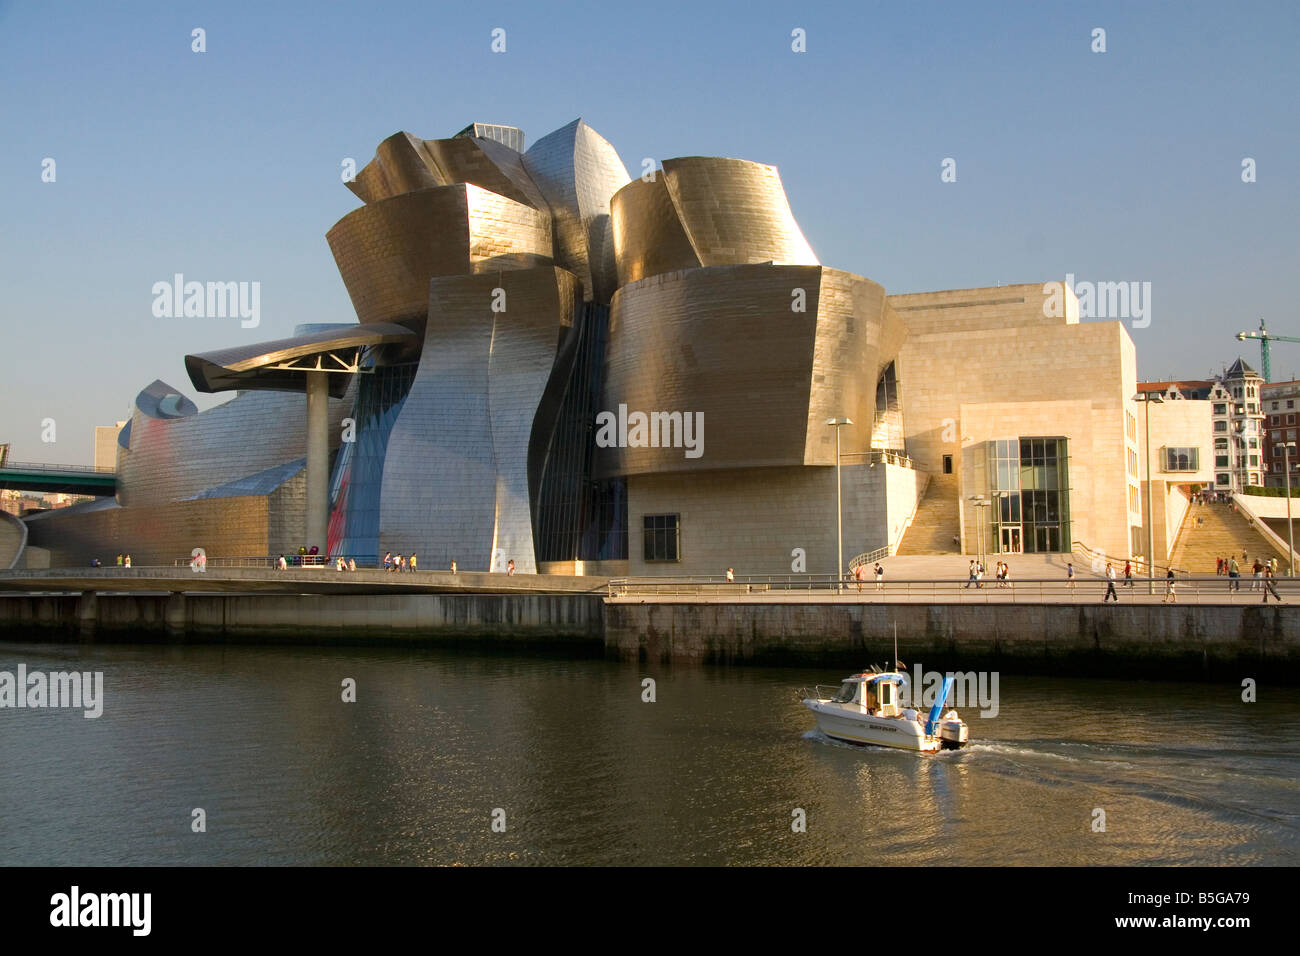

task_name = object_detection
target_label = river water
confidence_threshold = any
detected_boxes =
[1,640,1297,866]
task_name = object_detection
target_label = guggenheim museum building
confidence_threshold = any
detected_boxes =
[25,119,1210,576]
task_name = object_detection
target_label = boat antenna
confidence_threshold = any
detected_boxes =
[893,623,898,672]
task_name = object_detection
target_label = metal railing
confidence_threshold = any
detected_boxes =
[606,573,1297,603]
[0,460,114,475]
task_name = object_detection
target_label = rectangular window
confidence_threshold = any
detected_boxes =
[1289,401,1295,410]
[1272,403,1280,412]
[1215,437,1228,449]
[1250,455,1259,467]
[1214,421,1227,431]
[942,454,953,475]
[1217,473,1230,485]
[1214,404,1227,415]
[642,514,680,562]
[1164,447,1199,472]
[1215,455,1229,467]
[1273,430,1283,441]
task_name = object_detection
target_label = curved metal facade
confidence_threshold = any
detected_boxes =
[660,157,818,268]
[600,264,896,477]
[522,119,630,304]
[377,267,581,571]
[327,184,553,326]
[610,177,701,287]
[117,382,353,508]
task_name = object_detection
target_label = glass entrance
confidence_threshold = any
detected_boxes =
[1000,526,1022,553]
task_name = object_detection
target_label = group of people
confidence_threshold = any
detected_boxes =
[383,552,418,572]
[1216,552,1282,600]
[850,562,885,592]
[113,553,132,568]
[1192,491,1231,505]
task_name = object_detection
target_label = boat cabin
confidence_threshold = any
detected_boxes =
[833,673,905,717]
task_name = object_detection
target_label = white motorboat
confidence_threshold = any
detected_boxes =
[800,669,969,754]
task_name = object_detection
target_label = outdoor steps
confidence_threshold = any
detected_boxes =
[1168,501,1291,574]
[896,472,960,554]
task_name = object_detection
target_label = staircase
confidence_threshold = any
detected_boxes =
[1168,502,1291,574]
[896,472,960,554]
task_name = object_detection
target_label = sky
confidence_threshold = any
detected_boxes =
[2,0,1297,464]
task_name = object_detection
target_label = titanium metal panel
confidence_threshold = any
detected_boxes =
[659,157,819,268]
[378,267,580,572]
[117,383,354,508]
[522,119,630,303]
[610,177,701,287]
[600,264,895,477]
[326,184,553,326]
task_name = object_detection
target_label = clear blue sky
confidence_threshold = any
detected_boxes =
[2,0,1297,463]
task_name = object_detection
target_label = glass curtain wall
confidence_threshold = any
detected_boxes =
[986,437,1071,553]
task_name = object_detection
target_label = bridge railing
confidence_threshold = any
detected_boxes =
[0,460,115,475]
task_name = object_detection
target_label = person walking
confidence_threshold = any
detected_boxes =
[383,551,393,572]
[1216,556,1223,576]
[874,563,884,592]
[124,554,131,568]
[450,559,458,574]
[1103,563,1118,603]
[1163,567,1177,603]
[1002,562,1011,590]
[348,557,356,572]
[1263,565,1283,603]
[976,562,985,589]
[1123,560,1134,587]
[854,562,865,593]
[1228,556,1241,591]
[726,567,734,583]
[1067,562,1076,593]
[966,560,977,589]
[1251,559,1263,591]
[410,553,417,572]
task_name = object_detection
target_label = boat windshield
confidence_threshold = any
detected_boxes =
[834,682,857,703]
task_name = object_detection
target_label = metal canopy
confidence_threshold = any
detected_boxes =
[184,322,418,396]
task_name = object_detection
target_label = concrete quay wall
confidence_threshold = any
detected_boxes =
[0,592,605,647]
[603,601,1300,676]
[3,592,1298,678]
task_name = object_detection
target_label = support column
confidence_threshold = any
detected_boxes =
[306,373,330,555]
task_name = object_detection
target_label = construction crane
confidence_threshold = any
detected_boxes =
[1235,319,1300,383]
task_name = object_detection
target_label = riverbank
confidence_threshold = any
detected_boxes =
[1,589,1296,680]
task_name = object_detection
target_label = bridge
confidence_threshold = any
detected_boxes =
[0,460,116,496]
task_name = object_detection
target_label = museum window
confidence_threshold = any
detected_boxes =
[986,436,1069,553]
[642,514,680,562]
[942,454,953,474]
[1164,447,1198,472]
